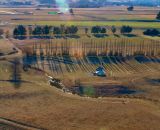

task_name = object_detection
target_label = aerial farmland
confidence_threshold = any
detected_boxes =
[0,1,160,130]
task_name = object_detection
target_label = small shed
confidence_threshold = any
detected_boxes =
[93,66,106,77]
[48,12,58,15]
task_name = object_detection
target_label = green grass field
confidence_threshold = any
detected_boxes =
[19,21,160,28]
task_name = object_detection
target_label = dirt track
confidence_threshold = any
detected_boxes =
[0,117,44,130]
[0,38,22,60]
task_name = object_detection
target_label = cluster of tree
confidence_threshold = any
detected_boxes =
[13,25,27,39]
[120,26,133,34]
[143,29,160,36]
[156,11,160,20]
[13,25,79,39]
[69,8,74,15]
[52,25,78,35]
[91,26,106,34]
[32,25,51,35]
[91,25,132,35]
[64,25,78,34]
[127,6,134,11]
[13,25,26,36]
[111,26,116,34]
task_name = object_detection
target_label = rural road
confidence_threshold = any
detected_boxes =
[0,117,45,130]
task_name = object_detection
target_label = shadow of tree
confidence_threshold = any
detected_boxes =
[10,58,22,89]
[114,34,120,37]
[65,35,80,39]
[93,34,108,38]
[123,34,137,37]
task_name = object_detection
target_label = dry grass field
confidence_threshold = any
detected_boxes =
[0,59,160,130]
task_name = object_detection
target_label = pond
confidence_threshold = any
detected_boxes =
[68,85,142,98]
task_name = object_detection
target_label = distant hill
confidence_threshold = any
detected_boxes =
[0,0,159,7]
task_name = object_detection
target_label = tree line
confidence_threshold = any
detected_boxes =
[13,25,135,39]
[13,25,78,38]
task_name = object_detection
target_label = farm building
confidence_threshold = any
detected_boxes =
[94,66,106,77]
